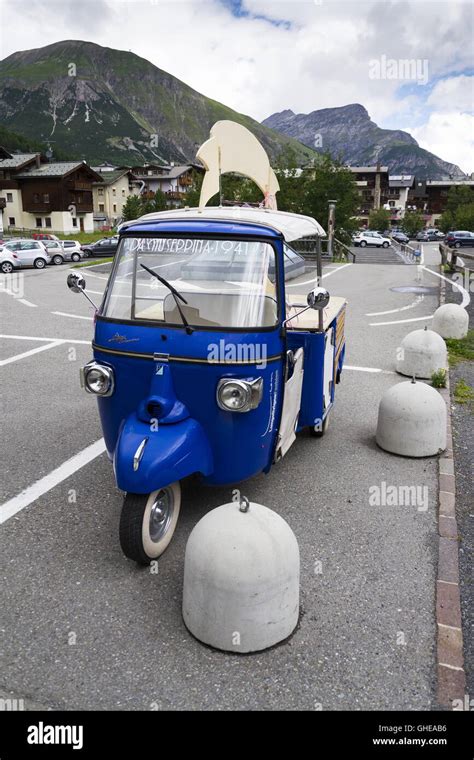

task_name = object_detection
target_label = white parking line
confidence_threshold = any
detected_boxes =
[0,333,91,345]
[421,266,470,308]
[0,340,64,367]
[345,364,395,374]
[17,298,38,308]
[370,315,432,327]
[0,439,107,525]
[287,263,353,288]
[366,295,424,316]
[51,311,94,321]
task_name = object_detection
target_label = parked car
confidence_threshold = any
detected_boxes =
[81,236,119,258]
[0,248,18,274]
[416,229,443,242]
[352,231,391,248]
[0,239,50,269]
[32,232,59,242]
[45,239,83,264]
[391,231,410,244]
[445,231,474,248]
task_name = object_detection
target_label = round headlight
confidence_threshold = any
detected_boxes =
[217,380,251,411]
[84,364,114,396]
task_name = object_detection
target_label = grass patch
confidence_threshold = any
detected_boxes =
[453,379,474,408]
[446,330,474,366]
[431,368,447,388]
[72,257,114,268]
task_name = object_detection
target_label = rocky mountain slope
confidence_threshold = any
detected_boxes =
[263,104,465,178]
[0,40,316,166]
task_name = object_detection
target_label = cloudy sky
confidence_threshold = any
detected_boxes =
[0,0,473,172]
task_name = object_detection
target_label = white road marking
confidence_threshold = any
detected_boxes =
[345,364,395,374]
[17,298,38,308]
[0,340,64,367]
[366,295,424,316]
[51,311,94,321]
[0,333,91,345]
[370,315,432,327]
[420,266,470,308]
[287,262,353,288]
[0,439,107,525]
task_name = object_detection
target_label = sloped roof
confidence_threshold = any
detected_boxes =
[92,169,131,186]
[16,162,102,180]
[0,153,38,169]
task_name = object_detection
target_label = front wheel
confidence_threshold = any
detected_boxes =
[71,253,81,262]
[0,261,14,274]
[382,241,389,248]
[454,242,461,249]
[34,258,46,269]
[360,240,367,247]
[119,482,181,564]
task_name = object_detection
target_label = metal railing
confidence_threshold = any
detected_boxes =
[292,236,356,263]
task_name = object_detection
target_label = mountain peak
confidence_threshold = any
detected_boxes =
[262,104,465,178]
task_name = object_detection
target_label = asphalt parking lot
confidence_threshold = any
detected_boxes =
[0,244,464,710]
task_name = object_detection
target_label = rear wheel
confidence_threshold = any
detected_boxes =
[119,482,181,564]
[382,241,389,248]
[52,254,64,265]
[0,261,14,274]
[34,258,46,269]
[454,242,461,249]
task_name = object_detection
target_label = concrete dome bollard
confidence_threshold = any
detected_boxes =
[376,380,446,457]
[432,303,468,339]
[182,500,300,653]
[396,327,447,379]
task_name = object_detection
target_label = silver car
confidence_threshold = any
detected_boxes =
[44,239,83,265]
[0,239,50,269]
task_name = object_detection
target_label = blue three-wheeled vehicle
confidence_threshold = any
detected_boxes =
[68,204,346,564]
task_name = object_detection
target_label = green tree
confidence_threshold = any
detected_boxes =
[454,203,474,231]
[446,186,474,214]
[303,154,360,243]
[402,210,424,236]
[368,208,391,232]
[141,189,168,214]
[438,209,455,233]
[122,194,142,221]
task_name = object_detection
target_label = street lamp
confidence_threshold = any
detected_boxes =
[327,200,337,258]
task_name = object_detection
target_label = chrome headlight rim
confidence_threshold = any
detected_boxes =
[81,361,115,397]
[216,377,263,413]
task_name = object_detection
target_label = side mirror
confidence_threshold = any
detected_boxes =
[67,272,86,293]
[66,272,98,310]
[307,287,330,310]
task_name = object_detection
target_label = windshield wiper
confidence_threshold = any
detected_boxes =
[140,262,193,334]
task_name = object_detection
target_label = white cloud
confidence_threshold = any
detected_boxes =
[0,0,472,172]
[406,111,474,174]
[427,75,474,112]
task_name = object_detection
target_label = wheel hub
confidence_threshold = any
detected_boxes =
[149,489,173,542]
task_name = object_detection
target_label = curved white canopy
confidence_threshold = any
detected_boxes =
[134,206,325,242]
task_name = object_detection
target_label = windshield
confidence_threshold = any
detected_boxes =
[102,236,279,329]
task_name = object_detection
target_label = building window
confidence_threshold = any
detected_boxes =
[122,188,125,196]
[77,194,83,203]
[8,217,15,226]
[36,218,42,227]
[33,193,40,203]
[45,218,52,227]
[6,192,13,203]
[113,204,117,212]
[112,188,116,196]
[99,203,105,212]
[72,218,77,227]
[98,188,104,196]
[43,193,49,203]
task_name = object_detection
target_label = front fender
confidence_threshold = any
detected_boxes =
[114,413,213,494]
